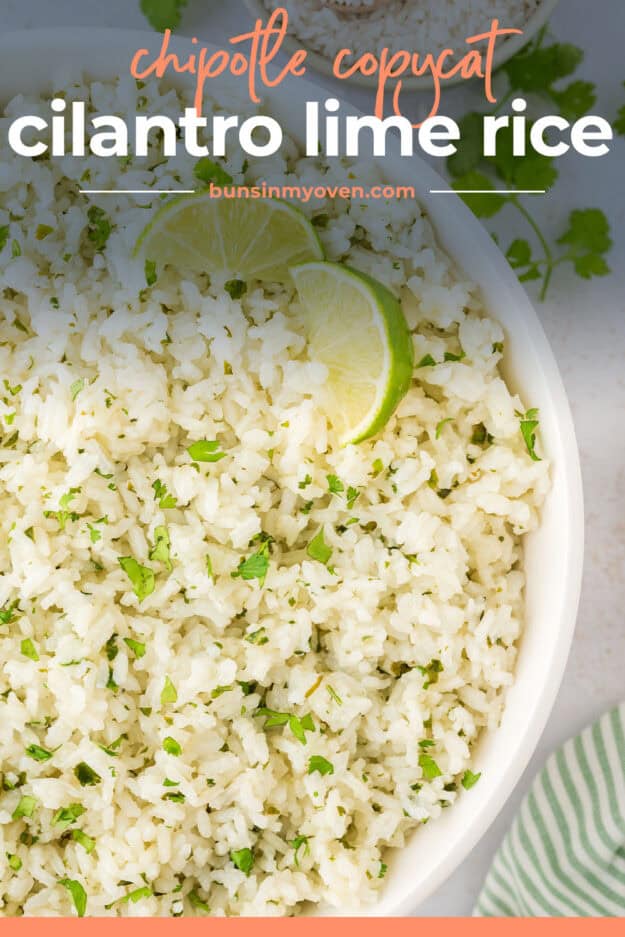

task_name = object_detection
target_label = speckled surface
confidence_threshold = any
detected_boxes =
[3,0,624,915]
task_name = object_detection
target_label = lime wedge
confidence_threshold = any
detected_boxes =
[291,262,414,445]
[134,195,324,283]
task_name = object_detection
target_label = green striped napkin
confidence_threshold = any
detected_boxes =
[476,704,625,917]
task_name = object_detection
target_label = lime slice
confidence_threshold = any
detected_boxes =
[291,262,414,445]
[134,195,324,283]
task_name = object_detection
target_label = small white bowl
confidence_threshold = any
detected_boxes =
[0,27,583,915]
[243,0,561,91]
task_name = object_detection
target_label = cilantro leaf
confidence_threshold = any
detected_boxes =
[452,172,507,218]
[20,638,39,661]
[326,474,344,495]
[549,80,596,120]
[118,556,155,602]
[558,208,612,257]
[161,676,178,706]
[140,0,187,31]
[124,636,146,659]
[503,41,583,93]
[615,86,625,135]
[152,479,177,509]
[86,205,112,252]
[231,847,254,875]
[224,279,247,300]
[194,158,233,187]
[231,541,270,585]
[187,440,226,463]
[461,769,482,790]
[145,259,157,287]
[70,378,85,401]
[290,834,311,866]
[188,890,210,913]
[0,225,9,253]
[418,753,442,781]
[163,736,182,756]
[517,408,541,461]
[256,708,315,744]
[71,829,96,854]
[13,795,37,820]
[52,804,85,831]
[120,885,153,905]
[149,525,172,571]
[59,878,87,917]
[306,528,333,565]
[447,111,484,178]
[25,744,54,763]
[74,762,101,787]
[307,755,334,776]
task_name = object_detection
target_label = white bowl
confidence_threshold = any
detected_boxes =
[242,0,561,91]
[0,28,584,916]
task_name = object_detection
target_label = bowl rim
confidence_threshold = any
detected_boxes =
[241,0,561,90]
[0,26,584,916]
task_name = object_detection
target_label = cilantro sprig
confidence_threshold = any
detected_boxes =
[447,29,611,300]
[140,0,187,31]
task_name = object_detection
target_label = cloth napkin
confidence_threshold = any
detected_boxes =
[476,704,625,916]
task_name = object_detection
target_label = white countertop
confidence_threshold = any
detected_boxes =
[4,0,624,916]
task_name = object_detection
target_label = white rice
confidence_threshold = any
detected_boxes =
[262,0,543,62]
[0,74,549,917]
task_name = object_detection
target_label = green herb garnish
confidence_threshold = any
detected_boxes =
[118,556,155,602]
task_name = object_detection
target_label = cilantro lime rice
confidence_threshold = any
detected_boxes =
[0,75,549,916]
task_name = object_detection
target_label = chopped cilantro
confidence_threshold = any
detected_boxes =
[245,628,268,646]
[224,279,247,300]
[120,885,152,905]
[418,658,443,689]
[36,224,54,240]
[346,486,359,509]
[161,676,178,706]
[20,638,39,661]
[124,636,146,659]
[306,528,332,565]
[163,736,182,756]
[59,878,87,917]
[194,157,233,186]
[419,753,442,781]
[231,540,270,585]
[71,829,96,854]
[152,479,177,508]
[230,847,254,875]
[7,853,22,871]
[290,834,310,866]
[149,525,172,571]
[145,258,157,287]
[517,408,541,461]
[256,708,315,744]
[326,474,344,494]
[70,378,85,401]
[188,889,210,913]
[52,804,85,831]
[86,205,112,252]
[187,439,226,463]
[12,795,37,820]
[462,769,482,790]
[417,354,436,368]
[74,762,101,787]
[307,755,334,776]
[378,862,388,879]
[118,556,155,602]
[25,744,54,763]
[205,554,214,582]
